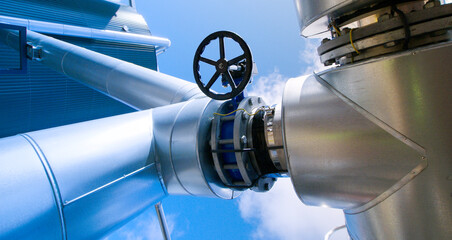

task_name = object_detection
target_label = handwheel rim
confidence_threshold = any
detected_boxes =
[193,31,253,100]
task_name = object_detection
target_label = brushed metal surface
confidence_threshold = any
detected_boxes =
[283,75,425,210]
[171,98,226,197]
[317,42,452,239]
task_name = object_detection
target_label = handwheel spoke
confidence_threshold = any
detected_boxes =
[193,31,252,100]
[200,57,217,66]
[219,37,225,59]
[206,71,220,90]
[228,54,245,65]
[224,72,236,90]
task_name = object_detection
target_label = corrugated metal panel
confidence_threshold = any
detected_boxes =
[0,35,158,137]
[0,0,151,35]
[0,0,159,138]
[0,0,89,29]
[0,60,134,138]
[0,40,20,69]
[106,6,151,35]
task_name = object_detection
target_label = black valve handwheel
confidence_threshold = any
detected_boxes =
[193,31,253,100]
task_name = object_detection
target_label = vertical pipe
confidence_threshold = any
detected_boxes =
[155,202,171,240]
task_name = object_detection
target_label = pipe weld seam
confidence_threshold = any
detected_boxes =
[19,133,67,240]
[60,51,70,76]
[64,163,155,206]
[168,101,195,196]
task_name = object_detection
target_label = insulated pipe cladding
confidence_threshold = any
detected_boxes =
[0,28,204,110]
[278,41,452,239]
[0,98,234,240]
[283,1,452,238]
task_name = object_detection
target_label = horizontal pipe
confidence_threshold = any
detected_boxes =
[0,15,171,50]
[0,28,204,110]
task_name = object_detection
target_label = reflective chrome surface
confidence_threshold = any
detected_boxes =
[319,42,452,240]
[282,75,425,210]
[0,29,203,110]
[283,41,452,239]
[0,110,166,240]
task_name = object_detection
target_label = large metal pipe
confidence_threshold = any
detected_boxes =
[0,109,165,240]
[0,97,233,240]
[0,28,204,110]
[281,41,452,239]
[282,74,426,210]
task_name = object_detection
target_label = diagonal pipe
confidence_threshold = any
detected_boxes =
[0,28,204,110]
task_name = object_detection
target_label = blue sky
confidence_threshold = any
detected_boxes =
[138,0,309,79]
[105,1,348,239]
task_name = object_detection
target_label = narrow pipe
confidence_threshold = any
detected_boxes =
[324,225,347,240]
[155,202,171,240]
[0,28,204,110]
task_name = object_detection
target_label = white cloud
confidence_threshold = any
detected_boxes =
[238,179,347,240]
[248,68,287,105]
[248,39,332,106]
[103,207,178,240]
[300,39,332,76]
[241,40,348,240]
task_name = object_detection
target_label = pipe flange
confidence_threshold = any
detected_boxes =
[210,97,266,189]
[211,101,237,187]
[263,105,287,171]
[319,3,452,65]
[234,97,266,186]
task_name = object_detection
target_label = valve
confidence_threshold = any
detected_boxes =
[193,31,253,100]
